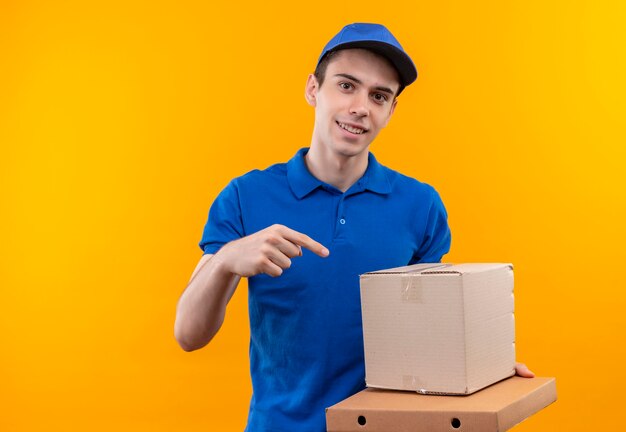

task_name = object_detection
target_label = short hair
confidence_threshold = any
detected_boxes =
[313,50,340,88]
[313,49,403,97]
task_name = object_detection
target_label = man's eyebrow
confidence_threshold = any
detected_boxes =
[334,73,362,84]
[334,73,395,95]
[372,85,395,95]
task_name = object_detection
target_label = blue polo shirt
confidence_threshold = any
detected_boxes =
[200,148,451,432]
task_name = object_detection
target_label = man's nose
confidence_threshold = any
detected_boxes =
[349,92,369,117]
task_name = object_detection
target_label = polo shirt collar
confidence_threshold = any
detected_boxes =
[361,152,393,195]
[287,148,392,199]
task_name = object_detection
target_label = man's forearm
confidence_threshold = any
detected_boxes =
[175,225,328,351]
[174,253,241,351]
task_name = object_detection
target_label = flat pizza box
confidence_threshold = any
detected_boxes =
[326,377,556,432]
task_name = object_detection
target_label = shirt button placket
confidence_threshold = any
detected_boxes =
[336,196,347,239]
[332,192,348,241]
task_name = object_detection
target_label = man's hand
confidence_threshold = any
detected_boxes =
[215,224,330,278]
[515,362,535,378]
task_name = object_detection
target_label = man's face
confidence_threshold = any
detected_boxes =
[305,49,400,159]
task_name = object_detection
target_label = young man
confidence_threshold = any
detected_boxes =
[175,23,532,432]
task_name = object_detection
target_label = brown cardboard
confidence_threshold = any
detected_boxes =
[360,263,515,394]
[326,376,557,432]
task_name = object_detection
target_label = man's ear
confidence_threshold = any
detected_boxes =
[304,74,318,107]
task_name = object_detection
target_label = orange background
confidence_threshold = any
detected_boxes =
[1,1,625,430]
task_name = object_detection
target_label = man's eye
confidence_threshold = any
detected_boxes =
[339,82,353,90]
[373,93,388,102]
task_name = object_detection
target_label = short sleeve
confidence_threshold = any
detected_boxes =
[198,180,245,255]
[411,187,452,264]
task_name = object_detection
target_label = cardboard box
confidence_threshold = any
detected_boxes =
[326,376,557,432]
[360,263,515,395]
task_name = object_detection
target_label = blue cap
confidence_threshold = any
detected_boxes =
[317,23,418,94]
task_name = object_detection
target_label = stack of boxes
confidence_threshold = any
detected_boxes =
[326,263,556,432]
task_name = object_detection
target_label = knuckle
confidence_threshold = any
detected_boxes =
[265,234,280,246]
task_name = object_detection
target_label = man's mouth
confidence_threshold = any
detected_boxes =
[337,121,368,135]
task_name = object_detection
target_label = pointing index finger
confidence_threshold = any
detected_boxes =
[280,226,329,258]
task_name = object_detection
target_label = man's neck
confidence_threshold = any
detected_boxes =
[305,145,369,193]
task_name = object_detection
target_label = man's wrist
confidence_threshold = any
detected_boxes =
[211,245,237,278]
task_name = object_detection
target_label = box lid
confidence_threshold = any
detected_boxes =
[362,263,513,276]
[326,377,556,432]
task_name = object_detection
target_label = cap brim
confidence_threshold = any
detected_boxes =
[323,40,418,89]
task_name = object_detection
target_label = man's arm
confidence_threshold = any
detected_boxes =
[174,224,329,352]
[174,253,240,351]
